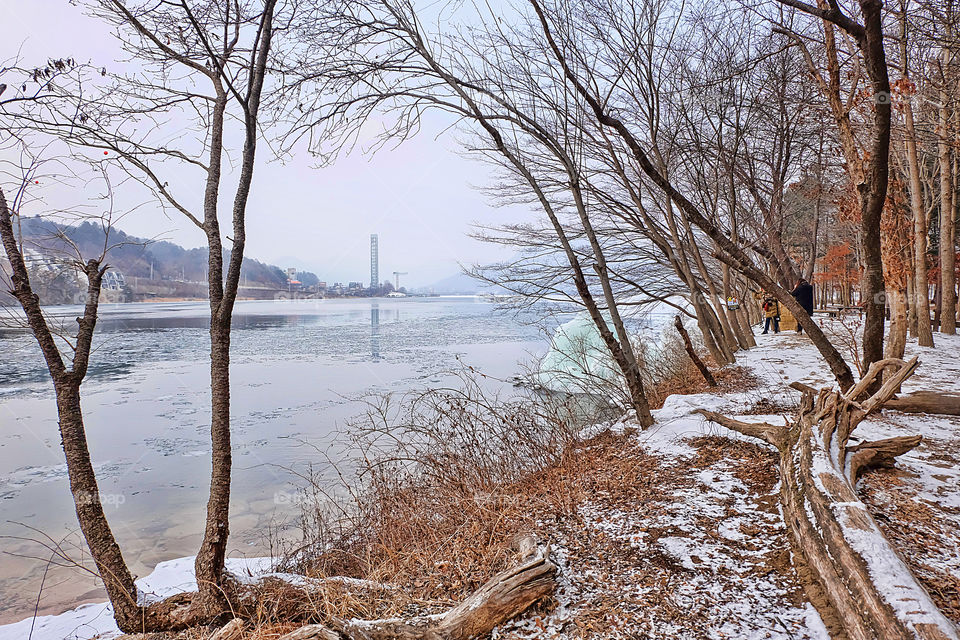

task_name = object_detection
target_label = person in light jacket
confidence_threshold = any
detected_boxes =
[762,295,780,334]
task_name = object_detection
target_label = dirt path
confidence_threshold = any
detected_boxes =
[494,432,826,639]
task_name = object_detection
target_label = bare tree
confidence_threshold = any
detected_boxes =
[934,8,958,333]
[777,0,892,374]
[524,0,856,389]
[0,165,143,630]
[895,1,936,347]
[87,0,281,615]
[284,0,658,424]
[2,0,283,624]
[0,144,196,630]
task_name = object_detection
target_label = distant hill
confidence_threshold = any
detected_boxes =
[1,217,314,304]
[13,217,291,285]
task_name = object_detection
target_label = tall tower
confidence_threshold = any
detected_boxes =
[370,233,379,289]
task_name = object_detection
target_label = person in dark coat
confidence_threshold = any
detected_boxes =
[791,278,814,333]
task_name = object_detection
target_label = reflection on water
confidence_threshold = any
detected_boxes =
[371,303,380,361]
[0,298,533,396]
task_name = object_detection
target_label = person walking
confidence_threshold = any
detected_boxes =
[791,278,814,334]
[762,295,780,334]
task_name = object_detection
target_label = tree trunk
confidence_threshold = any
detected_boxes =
[724,268,756,349]
[857,0,892,374]
[190,81,232,615]
[939,48,957,334]
[674,316,716,386]
[692,293,729,366]
[195,322,233,612]
[735,303,758,346]
[0,189,144,629]
[55,383,147,629]
[678,213,740,357]
[886,391,960,415]
[886,288,907,359]
[907,267,918,337]
[195,3,275,608]
[903,83,936,346]
[698,357,959,640]
[804,178,821,281]
[0,187,212,634]
[574,177,654,427]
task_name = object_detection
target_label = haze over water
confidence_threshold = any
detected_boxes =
[0,297,544,622]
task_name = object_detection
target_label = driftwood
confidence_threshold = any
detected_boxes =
[699,356,960,640]
[887,391,960,416]
[208,618,244,640]
[674,315,716,386]
[791,381,960,416]
[277,536,556,640]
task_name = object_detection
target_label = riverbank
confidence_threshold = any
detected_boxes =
[3,328,958,639]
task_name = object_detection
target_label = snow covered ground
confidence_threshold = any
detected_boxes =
[496,327,960,638]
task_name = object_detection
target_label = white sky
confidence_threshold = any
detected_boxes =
[2,0,528,287]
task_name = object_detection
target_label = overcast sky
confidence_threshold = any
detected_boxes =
[3,0,528,287]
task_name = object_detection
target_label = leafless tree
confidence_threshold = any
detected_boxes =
[775,0,892,375]
[1,0,284,628]
[520,0,856,388]
[0,144,167,630]
[283,0,660,424]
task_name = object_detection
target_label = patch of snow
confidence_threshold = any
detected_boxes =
[0,556,274,640]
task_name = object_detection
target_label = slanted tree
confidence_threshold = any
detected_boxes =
[525,0,856,389]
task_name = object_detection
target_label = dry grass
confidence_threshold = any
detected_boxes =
[245,370,590,629]
[226,357,780,639]
[225,432,649,639]
[255,430,808,639]
[122,347,786,640]
[649,359,760,409]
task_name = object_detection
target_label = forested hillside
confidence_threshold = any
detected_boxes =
[1,217,298,303]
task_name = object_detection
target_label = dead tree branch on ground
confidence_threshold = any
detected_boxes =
[699,357,959,639]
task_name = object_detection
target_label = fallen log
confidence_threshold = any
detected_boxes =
[790,381,960,416]
[699,356,960,640]
[278,536,556,640]
[886,391,960,416]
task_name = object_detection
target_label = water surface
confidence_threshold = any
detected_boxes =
[0,297,544,622]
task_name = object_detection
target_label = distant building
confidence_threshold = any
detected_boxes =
[370,234,379,289]
[317,281,327,290]
[102,270,126,291]
[286,267,298,282]
[348,281,363,290]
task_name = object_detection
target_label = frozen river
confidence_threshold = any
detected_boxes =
[0,297,545,622]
